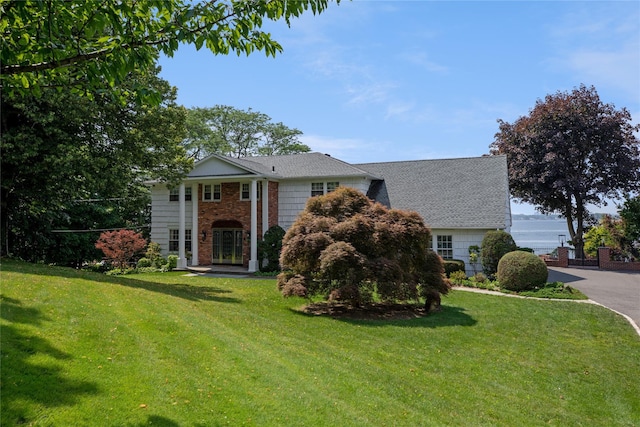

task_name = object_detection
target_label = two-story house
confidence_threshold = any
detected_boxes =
[148,152,511,274]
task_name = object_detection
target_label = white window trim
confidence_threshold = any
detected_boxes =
[170,186,191,201]
[311,181,340,197]
[240,182,260,201]
[169,228,192,252]
[202,184,222,202]
[436,235,453,259]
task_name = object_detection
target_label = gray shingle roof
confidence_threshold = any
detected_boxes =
[356,156,511,229]
[230,152,375,179]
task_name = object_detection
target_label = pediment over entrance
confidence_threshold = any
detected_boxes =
[188,156,254,178]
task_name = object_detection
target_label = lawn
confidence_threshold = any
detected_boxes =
[1,259,639,426]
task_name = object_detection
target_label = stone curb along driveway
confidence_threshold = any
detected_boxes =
[453,269,640,337]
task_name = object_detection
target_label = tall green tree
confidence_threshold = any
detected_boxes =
[258,122,306,156]
[583,215,626,258]
[490,85,640,258]
[620,196,640,255]
[1,68,191,263]
[1,0,337,103]
[184,105,309,159]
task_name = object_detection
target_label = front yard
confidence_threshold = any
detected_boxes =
[1,260,638,426]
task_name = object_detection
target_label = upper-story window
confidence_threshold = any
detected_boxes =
[241,183,250,200]
[203,184,221,202]
[240,182,261,201]
[436,235,453,259]
[169,186,191,201]
[311,182,339,197]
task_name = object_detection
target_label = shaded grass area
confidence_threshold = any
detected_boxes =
[1,259,639,426]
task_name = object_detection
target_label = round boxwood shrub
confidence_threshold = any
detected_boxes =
[481,230,517,276]
[497,250,548,291]
[137,257,152,268]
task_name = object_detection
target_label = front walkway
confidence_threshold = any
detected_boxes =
[548,267,640,333]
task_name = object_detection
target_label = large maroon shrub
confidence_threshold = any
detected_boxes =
[95,229,147,270]
[277,187,450,309]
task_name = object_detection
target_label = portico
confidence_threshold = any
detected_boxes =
[175,177,272,272]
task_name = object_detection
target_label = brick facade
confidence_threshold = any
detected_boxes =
[196,181,279,267]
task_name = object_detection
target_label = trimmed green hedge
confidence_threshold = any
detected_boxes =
[443,259,465,277]
[481,230,517,276]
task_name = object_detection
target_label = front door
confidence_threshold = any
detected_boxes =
[212,228,244,265]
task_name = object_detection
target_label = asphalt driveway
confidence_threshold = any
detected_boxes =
[548,267,640,329]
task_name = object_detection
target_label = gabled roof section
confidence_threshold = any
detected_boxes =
[190,152,376,180]
[245,152,376,179]
[187,153,276,178]
[357,155,511,229]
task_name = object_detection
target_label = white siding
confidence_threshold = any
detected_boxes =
[189,157,251,177]
[278,178,372,229]
[149,184,194,256]
[431,228,492,276]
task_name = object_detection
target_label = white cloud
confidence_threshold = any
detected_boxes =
[399,51,448,74]
[563,42,639,95]
[546,7,640,99]
[384,101,416,119]
[300,134,371,160]
[346,81,397,106]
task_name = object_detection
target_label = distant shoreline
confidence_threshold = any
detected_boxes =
[512,213,617,221]
[512,214,562,221]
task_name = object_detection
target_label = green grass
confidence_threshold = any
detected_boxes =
[454,276,588,300]
[516,281,588,299]
[2,259,639,426]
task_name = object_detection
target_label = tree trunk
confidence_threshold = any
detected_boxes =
[574,195,586,261]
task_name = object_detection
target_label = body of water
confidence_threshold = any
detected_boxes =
[510,219,573,254]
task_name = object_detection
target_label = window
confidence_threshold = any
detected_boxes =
[436,235,453,259]
[311,182,340,196]
[240,182,261,201]
[169,186,191,201]
[241,183,250,200]
[169,229,191,252]
[169,229,179,251]
[203,184,221,202]
[311,182,324,197]
[327,182,339,193]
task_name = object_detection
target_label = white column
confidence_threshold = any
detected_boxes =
[261,180,269,236]
[178,183,187,269]
[191,183,199,266]
[248,179,259,272]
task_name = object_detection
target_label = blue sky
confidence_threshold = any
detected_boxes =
[158,1,639,215]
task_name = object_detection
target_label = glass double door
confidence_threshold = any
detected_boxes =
[212,229,244,265]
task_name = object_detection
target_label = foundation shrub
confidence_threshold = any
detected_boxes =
[481,230,517,277]
[443,259,465,277]
[497,250,548,291]
[167,254,178,270]
[258,225,286,272]
[137,257,152,268]
[449,270,467,285]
